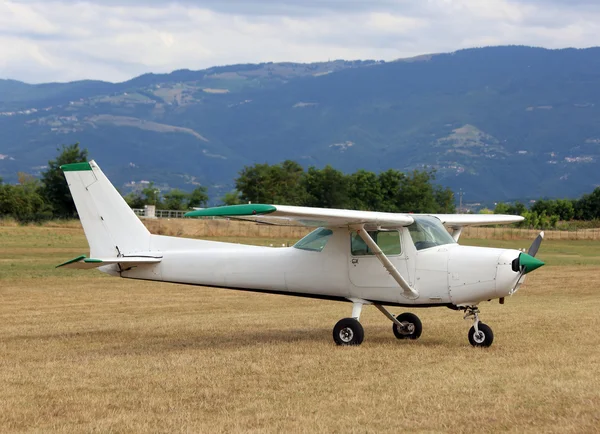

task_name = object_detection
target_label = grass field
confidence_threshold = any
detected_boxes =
[1,225,599,433]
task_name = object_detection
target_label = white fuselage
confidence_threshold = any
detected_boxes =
[106,227,523,308]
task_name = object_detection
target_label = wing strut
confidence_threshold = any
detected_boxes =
[451,226,463,242]
[354,225,419,299]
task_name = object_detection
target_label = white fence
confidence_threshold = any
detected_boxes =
[132,207,188,219]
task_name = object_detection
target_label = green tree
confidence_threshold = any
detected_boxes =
[161,189,188,210]
[235,163,272,204]
[221,190,242,205]
[303,165,350,208]
[124,191,147,209]
[494,202,510,214]
[276,160,309,205]
[554,199,574,221]
[142,183,161,206]
[574,188,600,220]
[378,169,404,212]
[40,143,88,218]
[124,182,162,209]
[396,170,438,213]
[494,202,526,215]
[233,160,456,213]
[347,169,382,210]
[434,186,456,213]
[511,202,527,215]
[0,175,52,222]
[235,160,307,205]
[188,186,209,208]
[531,199,556,217]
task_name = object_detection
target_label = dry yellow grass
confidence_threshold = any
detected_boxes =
[1,225,600,433]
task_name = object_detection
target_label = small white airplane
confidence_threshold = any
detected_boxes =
[58,161,544,347]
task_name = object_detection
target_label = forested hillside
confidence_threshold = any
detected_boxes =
[1,46,600,202]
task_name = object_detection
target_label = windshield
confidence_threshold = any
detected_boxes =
[407,216,456,251]
[294,228,333,252]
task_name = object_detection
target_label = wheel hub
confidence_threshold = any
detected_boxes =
[398,322,414,335]
[339,327,354,343]
[473,331,485,344]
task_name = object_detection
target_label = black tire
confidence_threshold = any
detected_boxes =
[392,312,422,340]
[333,318,364,346]
[468,323,494,347]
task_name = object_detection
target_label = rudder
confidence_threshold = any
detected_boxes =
[62,160,151,257]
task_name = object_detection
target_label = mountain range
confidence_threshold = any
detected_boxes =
[1,45,600,204]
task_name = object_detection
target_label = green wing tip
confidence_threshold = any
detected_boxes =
[56,254,87,268]
[185,204,276,217]
[60,162,92,172]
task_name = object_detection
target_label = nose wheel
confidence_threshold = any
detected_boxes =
[464,306,494,347]
[468,323,494,347]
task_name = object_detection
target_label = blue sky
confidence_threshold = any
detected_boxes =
[1,0,600,83]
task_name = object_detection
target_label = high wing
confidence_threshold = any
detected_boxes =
[429,214,524,227]
[186,204,414,228]
[185,204,523,229]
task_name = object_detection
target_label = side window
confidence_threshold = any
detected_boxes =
[294,228,333,252]
[351,231,401,256]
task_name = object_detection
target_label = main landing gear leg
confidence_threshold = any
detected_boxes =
[374,305,422,340]
[464,306,494,347]
[333,300,365,346]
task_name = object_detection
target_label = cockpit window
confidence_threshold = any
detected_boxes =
[294,228,333,252]
[351,230,401,256]
[408,216,456,251]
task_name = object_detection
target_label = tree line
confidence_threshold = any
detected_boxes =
[123,183,208,211]
[3,143,600,228]
[491,191,600,228]
[0,144,88,222]
[225,161,456,213]
[0,144,208,222]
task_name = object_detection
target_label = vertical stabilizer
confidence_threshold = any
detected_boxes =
[62,160,151,257]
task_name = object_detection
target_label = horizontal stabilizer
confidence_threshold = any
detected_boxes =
[57,254,162,269]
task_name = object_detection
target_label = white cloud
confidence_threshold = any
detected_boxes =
[1,0,600,83]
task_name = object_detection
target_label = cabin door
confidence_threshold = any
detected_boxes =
[348,230,412,288]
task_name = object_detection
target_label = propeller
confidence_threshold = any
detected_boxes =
[510,231,545,295]
[527,231,544,257]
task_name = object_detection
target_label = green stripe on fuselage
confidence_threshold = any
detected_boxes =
[185,204,277,217]
[60,162,92,171]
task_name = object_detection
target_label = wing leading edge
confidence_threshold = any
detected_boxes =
[186,204,414,228]
[430,214,524,227]
[186,204,523,229]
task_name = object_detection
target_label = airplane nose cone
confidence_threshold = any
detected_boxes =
[519,252,545,274]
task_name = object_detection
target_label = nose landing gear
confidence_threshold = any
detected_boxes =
[464,306,494,347]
